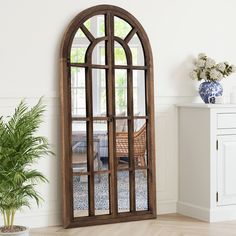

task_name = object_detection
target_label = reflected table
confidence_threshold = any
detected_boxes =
[72,131,107,182]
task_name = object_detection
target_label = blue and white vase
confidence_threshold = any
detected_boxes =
[199,81,223,104]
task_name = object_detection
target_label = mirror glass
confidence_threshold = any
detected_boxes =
[92,41,106,65]
[70,29,90,63]
[128,34,144,66]
[114,16,132,39]
[115,69,127,116]
[92,69,107,117]
[71,67,86,117]
[114,42,127,65]
[117,171,130,213]
[72,121,87,173]
[116,119,129,169]
[133,70,146,116]
[84,15,105,38]
[93,120,109,171]
[95,173,110,215]
[133,119,147,167]
[135,169,148,211]
[73,175,89,217]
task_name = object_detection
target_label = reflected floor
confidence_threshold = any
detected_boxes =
[73,169,148,217]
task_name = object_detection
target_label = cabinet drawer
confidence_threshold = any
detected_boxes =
[217,113,236,129]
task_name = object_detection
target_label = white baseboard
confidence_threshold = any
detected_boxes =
[0,201,177,228]
[157,200,177,215]
[210,205,236,222]
[177,201,236,222]
[177,201,210,221]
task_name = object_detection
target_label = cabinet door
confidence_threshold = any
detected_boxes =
[217,135,236,205]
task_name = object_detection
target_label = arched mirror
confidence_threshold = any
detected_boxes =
[60,5,156,228]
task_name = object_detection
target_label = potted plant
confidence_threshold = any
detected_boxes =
[190,53,236,103]
[0,98,53,236]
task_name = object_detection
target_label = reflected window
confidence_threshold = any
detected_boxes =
[114,16,132,39]
[71,68,86,117]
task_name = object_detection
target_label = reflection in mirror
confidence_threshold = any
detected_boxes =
[72,121,87,173]
[92,41,106,65]
[114,42,127,65]
[133,119,147,168]
[114,16,132,39]
[116,119,129,169]
[70,29,90,63]
[129,34,144,66]
[115,69,127,116]
[79,20,91,37]
[73,175,89,217]
[84,15,105,38]
[95,174,110,215]
[117,171,130,213]
[133,70,146,116]
[135,170,148,211]
[71,67,86,117]
[93,120,108,171]
[92,69,107,116]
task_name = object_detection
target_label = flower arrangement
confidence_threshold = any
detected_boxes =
[190,53,236,82]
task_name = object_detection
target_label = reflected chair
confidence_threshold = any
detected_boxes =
[116,124,146,168]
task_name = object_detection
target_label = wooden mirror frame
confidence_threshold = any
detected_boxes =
[60,4,156,228]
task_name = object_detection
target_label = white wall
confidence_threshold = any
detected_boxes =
[1,0,236,228]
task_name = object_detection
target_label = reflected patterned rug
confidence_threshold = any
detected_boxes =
[73,170,148,211]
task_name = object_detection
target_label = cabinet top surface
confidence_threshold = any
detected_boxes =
[176,103,236,109]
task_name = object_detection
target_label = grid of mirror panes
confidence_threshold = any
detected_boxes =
[68,11,151,221]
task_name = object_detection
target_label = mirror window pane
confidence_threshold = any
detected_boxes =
[92,69,107,117]
[133,70,146,116]
[73,175,89,217]
[115,69,127,116]
[114,42,127,65]
[133,119,147,168]
[92,41,106,65]
[117,171,130,213]
[95,174,110,215]
[84,15,105,38]
[93,121,108,171]
[70,29,90,63]
[116,119,129,169]
[71,67,86,117]
[135,170,148,211]
[128,34,144,66]
[114,16,132,39]
[72,121,87,173]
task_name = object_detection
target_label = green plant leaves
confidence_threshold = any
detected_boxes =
[0,97,53,228]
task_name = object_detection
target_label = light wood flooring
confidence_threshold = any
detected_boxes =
[30,214,236,236]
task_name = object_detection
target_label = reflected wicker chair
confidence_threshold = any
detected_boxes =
[116,124,146,168]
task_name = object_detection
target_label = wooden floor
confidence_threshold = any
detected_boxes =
[30,214,236,236]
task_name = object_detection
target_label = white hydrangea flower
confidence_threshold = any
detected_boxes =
[216,63,226,72]
[205,58,216,68]
[224,61,229,66]
[231,65,236,73]
[200,70,207,80]
[195,59,205,68]
[190,70,198,80]
[210,69,223,81]
[198,53,206,59]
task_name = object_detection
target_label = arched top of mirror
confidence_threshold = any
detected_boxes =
[61,5,153,67]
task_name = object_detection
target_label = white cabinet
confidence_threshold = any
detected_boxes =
[217,135,236,206]
[177,103,236,222]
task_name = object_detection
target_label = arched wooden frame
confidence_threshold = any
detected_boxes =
[60,5,156,228]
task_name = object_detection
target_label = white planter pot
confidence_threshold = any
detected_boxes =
[0,227,29,236]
